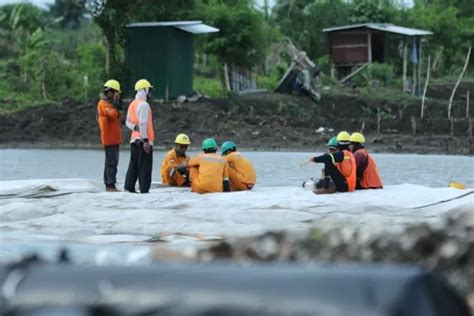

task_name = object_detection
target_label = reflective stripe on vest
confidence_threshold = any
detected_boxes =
[128,99,155,141]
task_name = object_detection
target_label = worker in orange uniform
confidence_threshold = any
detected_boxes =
[188,138,231,194]
[307,131,356,193]
[220,141,256,191]
[124,79,155,194]
[161,133,191,186]
[349,132,383,189]
[97,79,122,192]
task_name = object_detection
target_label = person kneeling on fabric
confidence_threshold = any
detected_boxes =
[314,136,338,194]
[307,131,356,194]
[349,132,383,190]
[161,133,191,187]
[221,141,256,191]
[188,138,231,194]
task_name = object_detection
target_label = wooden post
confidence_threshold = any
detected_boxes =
[402,38,408,93]
[377,107,381,134]
[421,55,431,119]
[448,47,471,118]
[466,91,470,119]
[450,118,454,136]
[468,119,472,137]
[412,59,417,95]
[331,64,335,79]
[367,30,372,63]
[223,63,231,92]
[417,39,422,95]
[411,115,416,136]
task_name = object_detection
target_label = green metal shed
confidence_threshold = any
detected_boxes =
[126,21,219,99]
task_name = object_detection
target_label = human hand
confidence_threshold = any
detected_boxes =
[143,141,151,153]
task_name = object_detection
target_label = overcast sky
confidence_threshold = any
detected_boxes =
[2,0,416,10]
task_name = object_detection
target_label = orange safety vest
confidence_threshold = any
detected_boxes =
[127,99,155,141]
[332,149,356,192]
[357,149,383,189]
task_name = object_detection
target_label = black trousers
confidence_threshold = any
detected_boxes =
[319,159,348,193]
[124,140,153,193]
[103,145,119,188]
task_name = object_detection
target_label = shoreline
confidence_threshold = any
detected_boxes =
[0,136,472,156]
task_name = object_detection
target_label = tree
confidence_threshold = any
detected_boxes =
[49,0,85,29]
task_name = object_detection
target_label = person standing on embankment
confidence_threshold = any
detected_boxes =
[124,79,155,194]
[97,79,122,192]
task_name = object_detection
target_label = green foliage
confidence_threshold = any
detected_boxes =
[195,0,267,68]
[193,76,224,97]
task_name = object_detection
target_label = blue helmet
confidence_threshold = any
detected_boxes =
[221,141,237,155]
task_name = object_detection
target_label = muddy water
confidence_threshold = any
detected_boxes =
[1,149,473,188]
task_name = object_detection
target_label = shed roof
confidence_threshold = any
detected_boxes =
[127,21,219,34]
[323,23,433,36]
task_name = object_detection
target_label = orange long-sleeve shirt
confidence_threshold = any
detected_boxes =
[97,99,121,146]
[224,152,256,189]
[188,153,229,193]
[161,149,189,186]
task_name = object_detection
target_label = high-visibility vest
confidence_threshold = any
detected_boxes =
[357,149,383,189]
[127,99,155,141]
[333,150,356,192]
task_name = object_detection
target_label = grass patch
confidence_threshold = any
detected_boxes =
[193,76,224,98]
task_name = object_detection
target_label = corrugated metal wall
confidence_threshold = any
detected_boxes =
[126,26,194,99]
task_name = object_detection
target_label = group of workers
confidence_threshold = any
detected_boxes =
[308,131,383,194]
[97,78,256,194]
[97,78,381,195]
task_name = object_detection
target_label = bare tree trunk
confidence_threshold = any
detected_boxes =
[421,55,431,119]
[448,47,471,118]
[402,39,408,93]
[104,36,110,76]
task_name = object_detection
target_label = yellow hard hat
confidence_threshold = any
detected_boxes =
[135,79,153,91]
[336,131,351,143]
[104,79,121,92]
[350,132,365,143]
[175,133,191,145]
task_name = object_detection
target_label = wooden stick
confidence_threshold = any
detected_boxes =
[448,47,471,118]
[402,39,408,93]
[421,55,431,119]
[466,90,470,119]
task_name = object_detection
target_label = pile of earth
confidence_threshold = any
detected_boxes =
[196,207,474,312]
[0,84,472,154]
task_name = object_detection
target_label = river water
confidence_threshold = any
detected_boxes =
[1,149,473,187]
[0,149,473,264]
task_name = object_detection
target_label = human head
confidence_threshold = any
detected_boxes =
[103,79,121,99]
[336,131,351,150]
[175,133,190,155]
[134,79,154,99]
[349,132,365,152]
[326,136,337,154]
[221,141,237,156]
[202,138,217,153]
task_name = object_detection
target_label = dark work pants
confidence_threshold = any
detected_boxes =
[318,159,348,193]
[124,140,153,193]
[104,145,119,188]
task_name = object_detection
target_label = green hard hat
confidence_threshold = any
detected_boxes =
[202,138,217,150]
[327,136,337,147]
[221,141,237,155]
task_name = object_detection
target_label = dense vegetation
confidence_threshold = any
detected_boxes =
[0,0,472,109]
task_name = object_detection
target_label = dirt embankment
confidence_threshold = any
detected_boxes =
[0,83,472,155]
